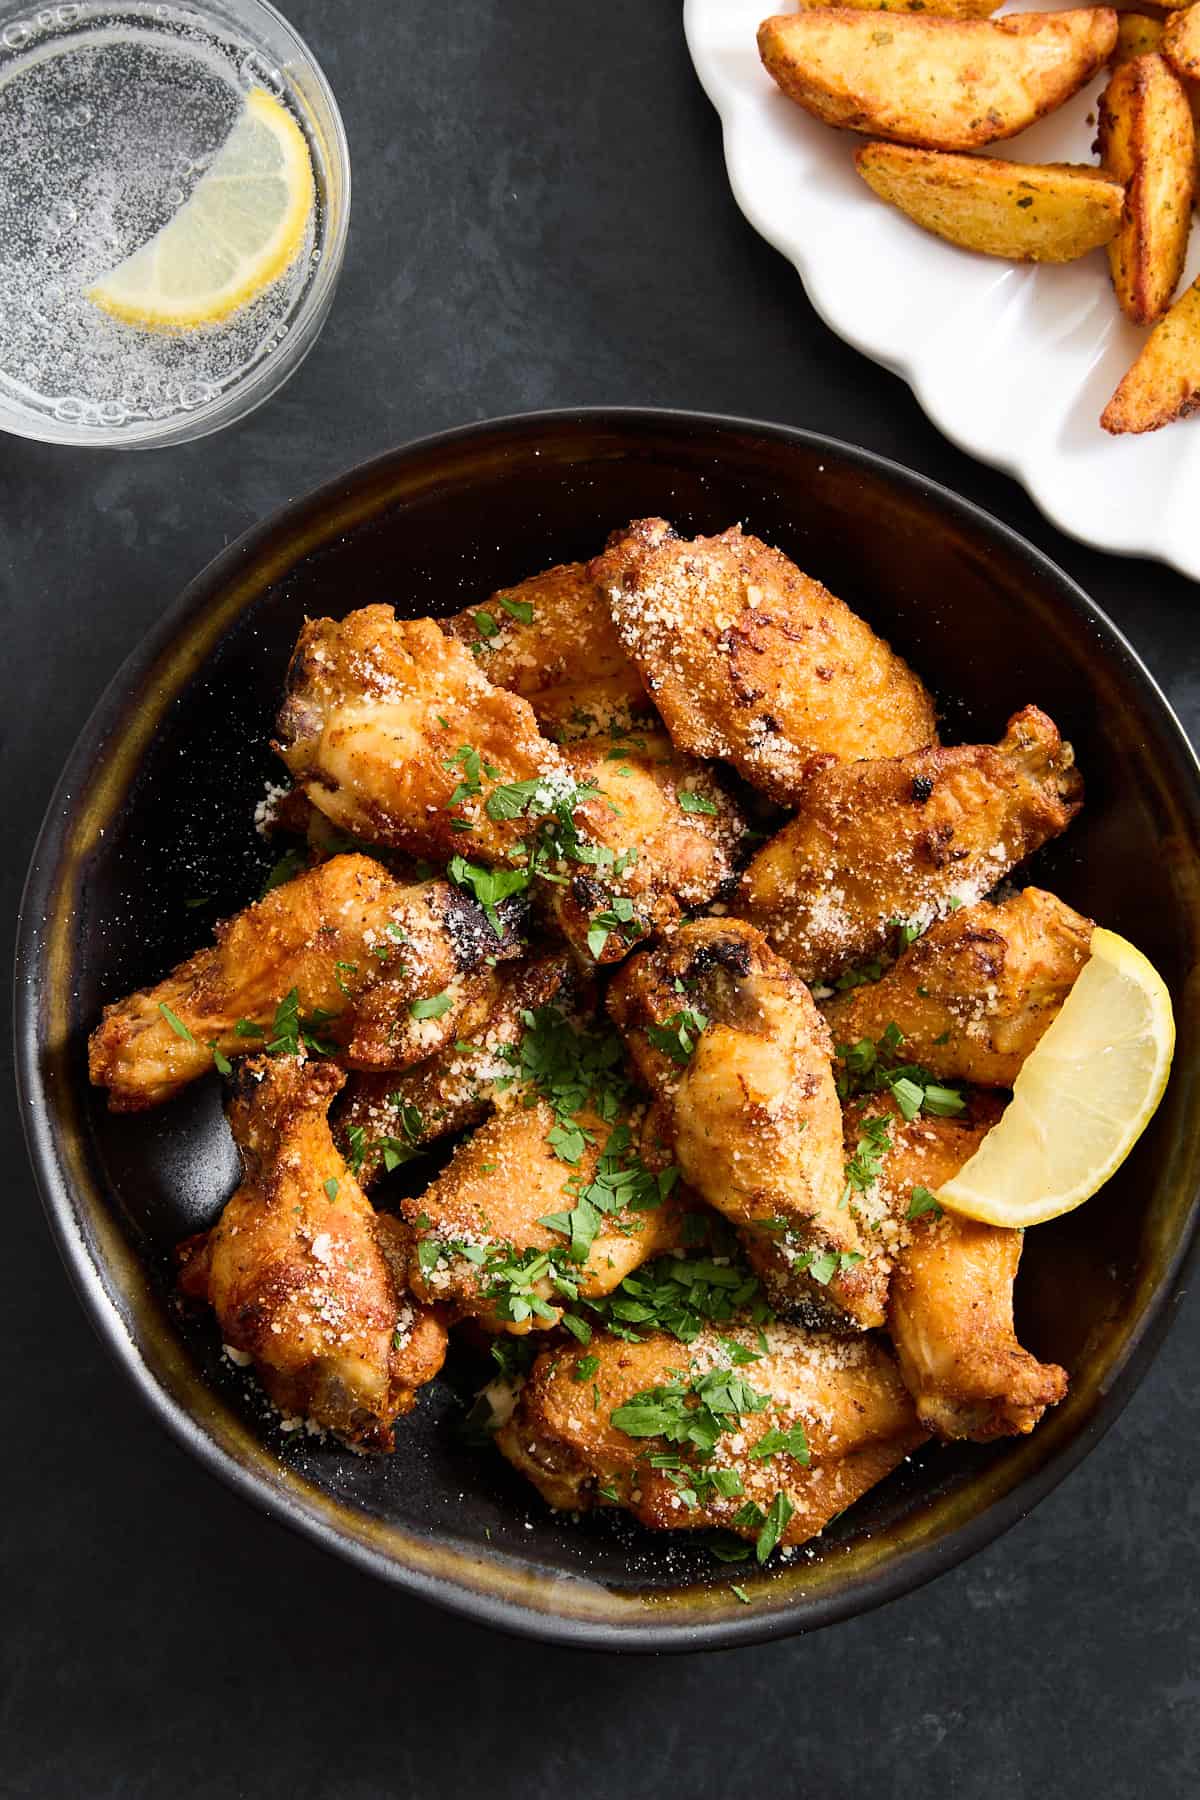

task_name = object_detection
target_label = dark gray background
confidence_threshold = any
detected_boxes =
[4,2,1198,1795]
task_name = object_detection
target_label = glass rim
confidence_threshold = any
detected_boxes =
[0,0,351,450]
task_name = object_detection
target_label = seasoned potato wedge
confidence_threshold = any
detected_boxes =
[1099,53,1196,323]
[1164,4,1200,81]
[793,0,1002,15]
[855,145,1124,260]
[1112,12,1165,69]
[1102,273,1200,431]
[757,9,1118,151]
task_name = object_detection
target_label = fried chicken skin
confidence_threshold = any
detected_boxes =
[608,918,886,1327]
[336,952,573,1185]
[590,518,937,802]
[440,561,650,738]
[841,1092,1070,1440]
[177,1057,447,1450]
[736,706,1084,982]
[547,730,748,964]
[496,1322,927,1545]
[402,1101,689,1333]
[275,605,571,861]
[88,855,521,1111]
[823,887,1094,1087]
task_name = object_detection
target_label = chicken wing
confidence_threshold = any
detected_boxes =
[735,706,1084,982]
[546,729,748,964]
[177,1057,447,1450]
[88,854,524,1111]
[590,518,937,802]
[440,561,650,738]
[275,605,572,862]
[842,1092,1070,1440]
[823,887,1094,1086]
[607,918,886,1327]
[496,1322,927,1548]
[336,951,574,1185]
[402,1100,689,1333]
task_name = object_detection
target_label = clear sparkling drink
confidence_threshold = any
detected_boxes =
[0,3,329,437]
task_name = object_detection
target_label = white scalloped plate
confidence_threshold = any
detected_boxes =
[684,0,1200,581]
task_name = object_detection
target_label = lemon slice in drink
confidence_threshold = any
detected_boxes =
[937,927,1174,1229]
[88,89,314,331]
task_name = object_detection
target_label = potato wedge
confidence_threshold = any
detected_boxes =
[1164,4,1200,80]
[1099,53,1196,323]
[855,144,1124,260]
[1112,13,1164,69]
[793,0,1002,15]
[1102,274,1200,431]
[757,9,1118,151]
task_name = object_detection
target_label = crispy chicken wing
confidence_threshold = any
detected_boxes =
[590,518,937,802]
[275,605,570,862]
[608,918,886,1327]
[402,1101,689,1333]
[496,1322,927,1546]
[843,1093,1070,1439]
[736,706,1084,981]
[88,854,523,1111]
[177,1057,447,1450]
[547,729,748,963]
[823,887,1094,1086]
[441,561,650,738]
[336,952,573,1185]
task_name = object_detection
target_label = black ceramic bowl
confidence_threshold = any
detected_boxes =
[16,409,1200,1651]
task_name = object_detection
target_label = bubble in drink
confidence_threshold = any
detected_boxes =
[0,3,326,436]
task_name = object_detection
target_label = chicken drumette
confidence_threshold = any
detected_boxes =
[590,518,937,802]
[823,887,1094,1087]
[735,705,1083,982]
[178,1056,447,1450]
[88,854,522,1111]
[608,917,886,1327]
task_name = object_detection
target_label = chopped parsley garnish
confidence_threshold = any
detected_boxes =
[497,594,534,623]
[208,1041,232,1076]
[586,895,645,961]
[889,917,923,950]
[538,1123,677,1261]
[323,1177,339,1204]
[907,1185,944,1221]
[611,1362,770,1458]
[473,609,499,639]
[260,847,307,896]
[836,1023,965,1119]
[410,992,453,1021]
[678,789,719,816]
[645,1007,709,1066]
[158,1002,195,1044]
[573,1244,767,1345]
[447,853,532,933]
[264,988,339,1058]
[573,1354,601,1382]
[833,958,885,992]
[841,1113,892,1208]
[755,1491,795,1562]
[419,1237,577,1326]
[749,1420,810,1466]
[333,959,359,996]
[731,1584,752,1604]
[345,1125,366,1174]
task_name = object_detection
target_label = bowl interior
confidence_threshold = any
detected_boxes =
[21,411,1200,1647]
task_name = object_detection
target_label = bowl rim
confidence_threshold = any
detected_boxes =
[15,404,1200,1652]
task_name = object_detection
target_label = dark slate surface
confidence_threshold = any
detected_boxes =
[4,2,1198,1793]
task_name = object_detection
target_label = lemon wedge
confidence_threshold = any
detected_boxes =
[88,88,314,332]
[937,927,1175,1229]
